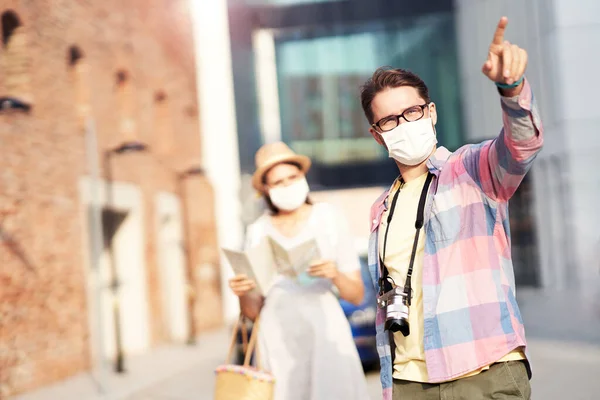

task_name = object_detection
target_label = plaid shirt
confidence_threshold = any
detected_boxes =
[368,79,543,399]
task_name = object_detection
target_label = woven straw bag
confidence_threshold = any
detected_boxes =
[214,314,275,400]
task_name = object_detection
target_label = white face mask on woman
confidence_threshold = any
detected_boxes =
[268,177,310,211]
[382,109,437,166]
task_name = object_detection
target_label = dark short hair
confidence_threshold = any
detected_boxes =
[360,67,431,125]
[261,161,311,215]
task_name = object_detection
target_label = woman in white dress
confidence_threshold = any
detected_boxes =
[229,142,371,400]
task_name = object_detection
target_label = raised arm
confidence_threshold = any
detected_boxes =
[461,17,543,202]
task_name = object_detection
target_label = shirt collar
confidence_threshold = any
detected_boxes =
[373,146,451,212]
[426,146,451,175]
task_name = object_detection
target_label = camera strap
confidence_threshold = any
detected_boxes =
[379,172,433,306]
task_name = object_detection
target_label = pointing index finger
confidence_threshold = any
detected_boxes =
[492,16,508,46]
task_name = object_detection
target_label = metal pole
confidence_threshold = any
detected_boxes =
[177,175,198,345]
[102,151,126,373]
[84,117,109,394]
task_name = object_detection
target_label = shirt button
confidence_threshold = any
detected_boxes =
[372,219,378,226]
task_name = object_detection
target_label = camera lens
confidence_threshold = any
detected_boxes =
[385,318,410,337]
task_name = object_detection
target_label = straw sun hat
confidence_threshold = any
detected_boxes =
[251,142,311,192]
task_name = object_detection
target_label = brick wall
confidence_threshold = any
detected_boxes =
[0,0,222,396]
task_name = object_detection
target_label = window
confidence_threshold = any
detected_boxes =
[236,0,343,5]
[229,0,459,188]
[272,12,464,188]
[1,10,31,104]
[509,175,540,287]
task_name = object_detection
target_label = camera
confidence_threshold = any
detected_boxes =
[377,286,410,336]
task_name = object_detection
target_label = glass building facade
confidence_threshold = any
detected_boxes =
[275,13,463,166]
[228,0,462,189]
[227,0,544,287]
[243,0,344,5]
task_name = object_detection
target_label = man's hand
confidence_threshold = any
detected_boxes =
[307,260,339,280]
[482,16,527,96]
[228,274,256,297]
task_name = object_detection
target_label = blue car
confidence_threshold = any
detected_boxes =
[338,256,379,370]
[235,256,379,370]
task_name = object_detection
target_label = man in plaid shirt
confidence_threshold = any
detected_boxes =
[360,17,542,399]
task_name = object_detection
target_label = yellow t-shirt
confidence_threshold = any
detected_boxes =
[378,173,525,382]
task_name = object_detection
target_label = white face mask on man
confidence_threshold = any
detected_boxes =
[268,177,310,211]
[381,108,437,166]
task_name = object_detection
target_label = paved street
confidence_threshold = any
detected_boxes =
[125,340,600,400]
[127,365,383,400]
[15,288,600,400]
[126,288,600,400]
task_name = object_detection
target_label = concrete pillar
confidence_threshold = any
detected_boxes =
[454,0,571,290]
[190,0,244,323]
[549,0,600,301]
[253,28,283,145]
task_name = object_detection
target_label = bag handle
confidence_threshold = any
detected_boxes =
[241,320,248,354]
[225,314,244,363]
[243,315,261,368]
[225,313,263,369]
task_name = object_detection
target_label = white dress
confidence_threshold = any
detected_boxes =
[245,203,370,400]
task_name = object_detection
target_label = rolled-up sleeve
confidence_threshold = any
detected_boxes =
[461,79,544,202]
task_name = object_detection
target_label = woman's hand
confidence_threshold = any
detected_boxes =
[228,274,256,297]
[309,261,365,305]
[307,260,339,280]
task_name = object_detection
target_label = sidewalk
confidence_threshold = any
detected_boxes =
[527,339,600,400]
[14,328,230,400]
[13,288,600,400]
[125,291,600,400]
[130,338,600,400]
[517,287,600,345]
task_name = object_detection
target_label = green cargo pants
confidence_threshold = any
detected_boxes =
[392,361,531,400]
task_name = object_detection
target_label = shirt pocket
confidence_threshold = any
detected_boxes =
[427,201,463,244]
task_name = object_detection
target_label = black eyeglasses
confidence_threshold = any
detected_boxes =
[372,104,429,133]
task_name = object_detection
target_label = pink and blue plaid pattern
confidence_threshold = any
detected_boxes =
[368,79,543,399]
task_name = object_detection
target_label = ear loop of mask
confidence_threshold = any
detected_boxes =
[428,103,437,136]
